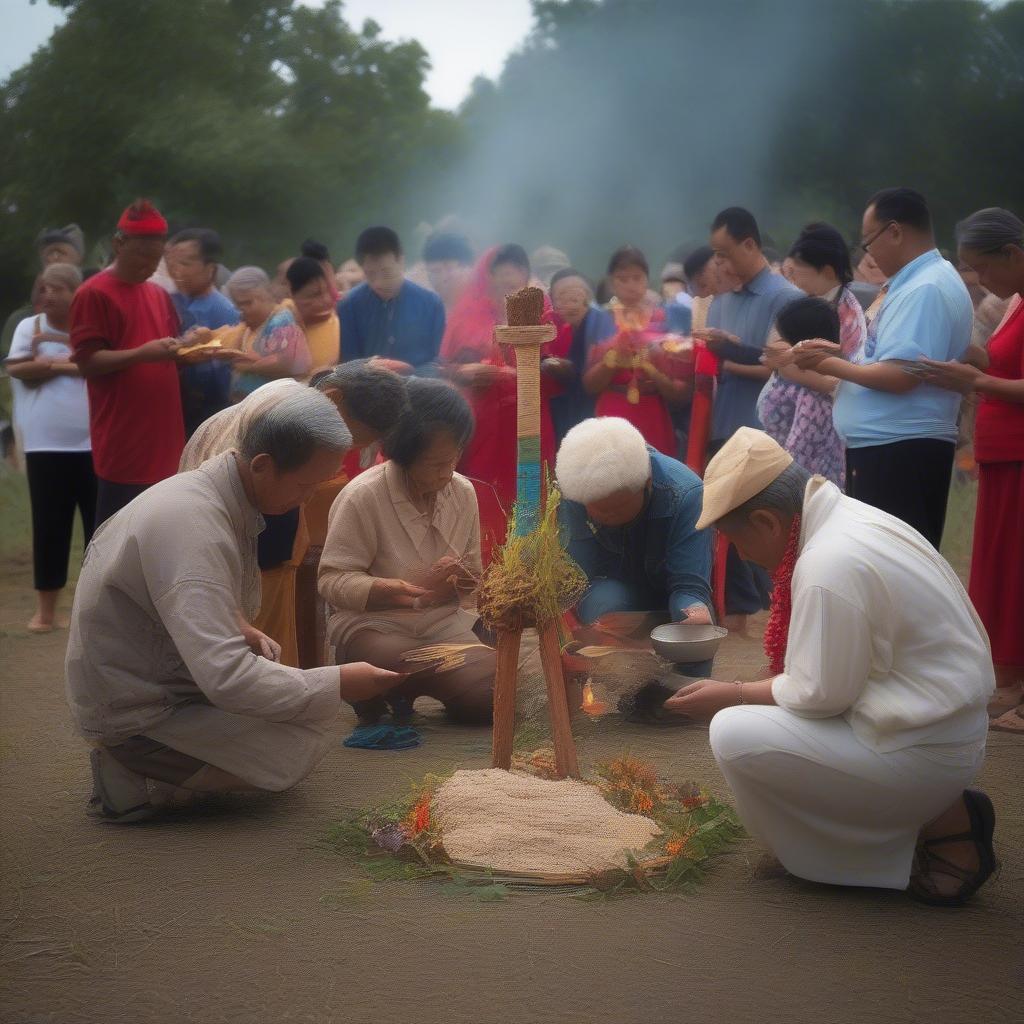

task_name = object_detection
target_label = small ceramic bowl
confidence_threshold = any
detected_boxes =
[649,623,728,664]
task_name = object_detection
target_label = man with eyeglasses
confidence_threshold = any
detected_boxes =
[336,226,445,376]
[792,187,972,548]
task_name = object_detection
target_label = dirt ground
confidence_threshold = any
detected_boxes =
[1,477,1021,1024]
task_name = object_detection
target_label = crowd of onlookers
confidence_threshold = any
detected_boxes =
[2,186,1022,728]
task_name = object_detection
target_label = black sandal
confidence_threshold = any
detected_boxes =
[908,789,998,907]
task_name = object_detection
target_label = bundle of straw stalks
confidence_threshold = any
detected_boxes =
[477,481,587,632]
[400,643,491,674]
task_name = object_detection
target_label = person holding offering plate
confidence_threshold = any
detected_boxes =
[555,416,714,644]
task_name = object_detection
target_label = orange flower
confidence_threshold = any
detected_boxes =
[404,794,431,835]
[665,828,696,857]
[632,791,654,814]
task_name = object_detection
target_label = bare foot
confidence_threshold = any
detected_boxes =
[989,706,1024,734]
[27,615,54,633]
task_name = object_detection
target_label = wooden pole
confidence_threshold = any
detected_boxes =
[495,323,555,538]
[537,620,580,779]
[491,627,522,770]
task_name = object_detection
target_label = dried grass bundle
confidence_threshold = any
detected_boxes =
[400,643,490,673]
[477,482,587,631]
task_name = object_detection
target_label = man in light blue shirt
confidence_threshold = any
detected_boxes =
[795,188,972,547]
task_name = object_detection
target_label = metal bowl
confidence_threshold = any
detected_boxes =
[649,623,728,664]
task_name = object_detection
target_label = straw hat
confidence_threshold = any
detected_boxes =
[696,427,793,529]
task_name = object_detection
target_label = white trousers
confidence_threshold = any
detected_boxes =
[709,705,986,889]
[145,703,341,792]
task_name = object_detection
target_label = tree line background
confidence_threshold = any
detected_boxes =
[2,0,1022,311]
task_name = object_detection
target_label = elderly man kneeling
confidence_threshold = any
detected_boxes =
[555,417,714,664]
[66,388,401,822]
[667,428,997,906]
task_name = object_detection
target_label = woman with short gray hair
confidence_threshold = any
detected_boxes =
[915,207,1024,732]
[221,266,311,400]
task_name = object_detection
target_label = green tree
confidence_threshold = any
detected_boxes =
[0,0,457,309]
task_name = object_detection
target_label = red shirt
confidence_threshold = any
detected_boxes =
[974,296,1024,464]
[70,270,184,484]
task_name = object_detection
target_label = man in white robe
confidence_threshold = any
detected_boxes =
[667,427,997,905]
[66,388,401,822]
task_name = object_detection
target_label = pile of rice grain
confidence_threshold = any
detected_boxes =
[432,768,662,874]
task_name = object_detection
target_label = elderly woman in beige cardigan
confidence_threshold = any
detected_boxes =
[319,378,495,723]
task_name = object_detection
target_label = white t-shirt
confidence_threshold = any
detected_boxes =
[6,314,91,453]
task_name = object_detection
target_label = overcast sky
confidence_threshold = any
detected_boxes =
[0,0,535,109]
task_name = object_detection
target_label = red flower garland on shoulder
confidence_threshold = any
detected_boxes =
[763,514,802,676]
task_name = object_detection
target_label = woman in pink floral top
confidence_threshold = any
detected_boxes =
[757,224,867,485]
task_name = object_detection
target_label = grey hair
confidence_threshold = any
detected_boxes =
[722,463,811,525]
[225,265,271,299]
[239,389,352,471]
[312,358,410,433]
[40,261,83,292]
[955,207,1024,254]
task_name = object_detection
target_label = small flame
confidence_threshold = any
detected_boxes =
[581,680,608,716]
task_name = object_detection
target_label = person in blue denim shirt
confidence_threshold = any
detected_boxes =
[555,417,714,636]
[166,228,240,437]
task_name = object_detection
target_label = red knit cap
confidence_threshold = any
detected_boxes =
[116,198,168,237]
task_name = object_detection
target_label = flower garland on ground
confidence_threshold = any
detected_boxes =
[763,514,802,676]
[324,755,743,899]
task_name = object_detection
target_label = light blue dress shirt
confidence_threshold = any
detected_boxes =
[832,249,972,448]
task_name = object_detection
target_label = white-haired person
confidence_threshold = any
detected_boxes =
[555,417,714,659]
[66,388,402,823]
[666,428,996,906]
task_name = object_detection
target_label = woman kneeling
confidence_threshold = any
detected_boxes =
[318,378,494,724]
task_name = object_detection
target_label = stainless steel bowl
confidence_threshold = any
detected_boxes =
[649,623,728,664]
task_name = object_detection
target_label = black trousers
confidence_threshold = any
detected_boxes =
[95,477,151,527]
[846,438,955,549]
[25,451,97,591]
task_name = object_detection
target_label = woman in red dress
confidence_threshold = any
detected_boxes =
[918,207,1024,733]
[583,245,691,455]
[440,244,567,513]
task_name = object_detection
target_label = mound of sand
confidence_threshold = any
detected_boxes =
[432,768,662,875]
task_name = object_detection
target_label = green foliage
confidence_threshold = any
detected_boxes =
[0,0,457,307]
[6,0,1020,311]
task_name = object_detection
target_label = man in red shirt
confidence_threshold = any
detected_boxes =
[71,199,184,523]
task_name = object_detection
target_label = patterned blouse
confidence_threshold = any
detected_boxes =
[230,304,311,399]
[756,286,865,486]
